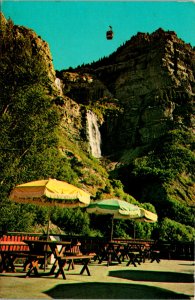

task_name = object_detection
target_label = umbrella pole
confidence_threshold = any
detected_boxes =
[110,215,114,241]
[46,218,50,241]
[44,216,50,271]
[133,223,136,239]
[107,215,114,266]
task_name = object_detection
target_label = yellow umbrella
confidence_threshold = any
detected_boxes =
[134,208,158,223]
[9,178,91,269]
[9,178,90,208]
[132,208,157,239]
[9,178,91,235]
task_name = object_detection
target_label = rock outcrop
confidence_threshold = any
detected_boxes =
[0,12,56,91]
[58,29,194,162]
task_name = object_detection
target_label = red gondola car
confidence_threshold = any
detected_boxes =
[106,26,114,40]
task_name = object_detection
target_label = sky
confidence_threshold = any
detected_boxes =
[1,1,195,71]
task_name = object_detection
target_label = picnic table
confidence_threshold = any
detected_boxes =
[97,240,151,267]
[0,241,29,273]
[98,241,123,266]
[24,240,94,279]
[120,241,161,266]
[24,240,70,278]
[121,241,146,266]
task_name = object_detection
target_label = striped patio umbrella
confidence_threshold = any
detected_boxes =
[9,178,91,240]
[87,198,141,240]
[9,178,91,269]
[9,178,90,208]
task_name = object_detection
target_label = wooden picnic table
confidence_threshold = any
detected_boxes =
[0,241,29,273]
[24,240,94,279]
[120,241,153,266]
[98,241,124,266]
[24,240,71,279]
[97,240,149,267]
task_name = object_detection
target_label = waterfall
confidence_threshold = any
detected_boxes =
[55,78,63,95]
[87,110,101,158]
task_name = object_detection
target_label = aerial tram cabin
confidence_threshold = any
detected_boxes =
[106,26,114,40]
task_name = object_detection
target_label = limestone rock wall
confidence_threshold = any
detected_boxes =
[91,29,195,158]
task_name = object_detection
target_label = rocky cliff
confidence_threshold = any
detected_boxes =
[57,28,195,213]
[58,28,194,161]
[1,12,194,236]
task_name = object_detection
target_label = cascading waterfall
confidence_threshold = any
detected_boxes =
[87,110,101,158]
[55,78,63,95]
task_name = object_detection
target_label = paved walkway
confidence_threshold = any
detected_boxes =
[0,259,194,299]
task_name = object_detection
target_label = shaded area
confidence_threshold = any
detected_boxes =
[109,270,194,283]
[44,282,190,299]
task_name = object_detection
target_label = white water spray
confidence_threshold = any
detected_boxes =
[55,78,63,95]
[87,110,101,158]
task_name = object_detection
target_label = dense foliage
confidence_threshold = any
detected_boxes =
[0,18,78,232]
[113,129,195,240]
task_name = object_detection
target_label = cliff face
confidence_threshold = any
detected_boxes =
[0,12,56,91]
[94,29,194,158]
[58,29,194,162]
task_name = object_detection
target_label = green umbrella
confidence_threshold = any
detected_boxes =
[86,198,141,240]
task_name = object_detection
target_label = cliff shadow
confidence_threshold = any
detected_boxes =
[44,282,191,299]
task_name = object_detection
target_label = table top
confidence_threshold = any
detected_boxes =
[23,240,71,246]
[107,241,126,246]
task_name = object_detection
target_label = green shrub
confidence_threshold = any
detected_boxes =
[159,217,195,242]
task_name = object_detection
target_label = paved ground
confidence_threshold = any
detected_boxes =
[0,259,194,299]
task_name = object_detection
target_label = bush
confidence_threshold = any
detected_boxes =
[0,201,36,232]
[51,207,91,236]
[159,217,195,242]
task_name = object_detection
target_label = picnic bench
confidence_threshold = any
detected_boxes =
[0,234,40,273]
[0,241,29,272]
[55,254,95,279]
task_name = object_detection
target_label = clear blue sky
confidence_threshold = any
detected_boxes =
[2,1,195,71]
